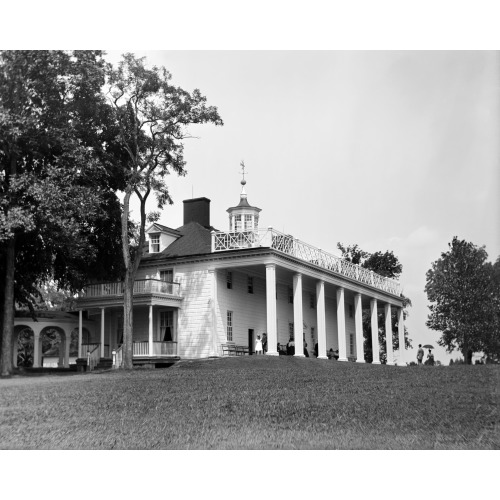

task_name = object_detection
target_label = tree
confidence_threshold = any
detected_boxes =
[425,237,498,364]
[0,51,124,376]
[106,54,223,369]
[337,242,412,362]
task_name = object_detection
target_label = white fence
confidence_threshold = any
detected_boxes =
[212,227,401,296]
[82,279,180,298]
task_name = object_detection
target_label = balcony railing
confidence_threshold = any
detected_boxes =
[81,279,180,298]
[211,228,401,296]
[133,341,178,357]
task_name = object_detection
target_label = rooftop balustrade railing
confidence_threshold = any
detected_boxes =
[211,228,401,296]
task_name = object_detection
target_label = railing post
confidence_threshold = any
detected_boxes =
[211,230,215,252]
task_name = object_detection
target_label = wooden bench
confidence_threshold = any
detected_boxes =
[221,343,249,356]
[236,345,249,356]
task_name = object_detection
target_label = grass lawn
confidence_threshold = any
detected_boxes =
[0,356,498,449]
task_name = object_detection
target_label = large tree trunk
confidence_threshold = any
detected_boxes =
[1,237,15,377]
[122,270,134,369]
[121,190,134,369]
[462,341,471,365]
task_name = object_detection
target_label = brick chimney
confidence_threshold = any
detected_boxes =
[183,197,211,228]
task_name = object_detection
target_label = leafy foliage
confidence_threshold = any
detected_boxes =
[106,53,223,369]
[0,50,125,375]
[425,237,499,363]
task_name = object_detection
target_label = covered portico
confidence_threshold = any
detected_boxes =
[210,229,406,365]
[76,278,183,367]
[13,312,96,368]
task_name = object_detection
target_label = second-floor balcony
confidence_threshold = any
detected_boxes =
[81,279,181,299]
[211,227,401,297]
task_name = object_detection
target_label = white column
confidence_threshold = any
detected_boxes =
[293,273,304,357]
[336,287,348,362]
[100,308,105,358]
[354,293,365,363]
[78,310,83,358]
[316,280,327,359]
[385,304,394,365]
[370,299,381,364]
[33,332,40,368]
[64,331,70,368]
[397,307,406,366]
[173,309,179,357]
[148,305,153,357]
[265,264,278,356]
[209,269,218,357]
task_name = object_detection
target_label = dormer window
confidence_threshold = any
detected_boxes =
[146,224,181,253]
[150,235,160,253]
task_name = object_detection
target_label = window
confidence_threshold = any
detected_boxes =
[227,271,232,289]
[160,269,173,293]
[227,311,233,341]
[310,293,316,309]
[247,276,254,294]
[235,215,242,231]
[150,234,160,253]
[349,304,353,318]
[349,333,355,356]
[244,214,253,230]
[288,322,294,340]
[288,287,293,304]
[160,311,174,341]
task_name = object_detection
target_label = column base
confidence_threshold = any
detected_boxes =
[356,359,365,364]
[294,354,305,358]
[338,357,349,362]
[386,362,396,366]
[317,356,328,360]
[265,351,279,357]
[372,360,381,365]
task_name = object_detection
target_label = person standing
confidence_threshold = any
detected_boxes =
[262,332,268,354]
[255,335,263,355]
[417,344,424,365]
[427,349,435,366]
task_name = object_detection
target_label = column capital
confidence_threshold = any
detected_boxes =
[265,263,276,270]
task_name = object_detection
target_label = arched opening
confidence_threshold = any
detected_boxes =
[15,325,35,368]
[40,326,66,368]
[69,327,90,357]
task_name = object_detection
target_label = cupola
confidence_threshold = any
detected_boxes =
[226,161,261,232]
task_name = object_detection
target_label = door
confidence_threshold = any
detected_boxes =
[248,329,254,355]
[159,310,174,341]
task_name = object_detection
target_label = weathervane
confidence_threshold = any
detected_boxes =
[240,160,247,185]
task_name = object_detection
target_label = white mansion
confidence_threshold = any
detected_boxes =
[72,173,407,368]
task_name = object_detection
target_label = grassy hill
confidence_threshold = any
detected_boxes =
[0,356,498,449]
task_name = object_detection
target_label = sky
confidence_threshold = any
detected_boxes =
[105,50,500,365]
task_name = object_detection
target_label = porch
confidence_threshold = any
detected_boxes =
[82,340,179,371]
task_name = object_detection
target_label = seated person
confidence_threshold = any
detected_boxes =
[314,343,318,357]
[286,337,295,355]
